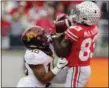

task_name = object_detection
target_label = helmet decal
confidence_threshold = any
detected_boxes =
[26,31,37,41]
[21,26,49,50]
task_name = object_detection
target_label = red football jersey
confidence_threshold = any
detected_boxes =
[65,23,98,66]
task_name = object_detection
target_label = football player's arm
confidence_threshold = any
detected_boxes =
[30,58,68,84]
[52,25,81,58]
[30,64,55,84]
[52,34,72,58]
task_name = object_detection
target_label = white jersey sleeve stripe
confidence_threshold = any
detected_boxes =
[65,31,77,41]
[65,19,70,27]
[67,30,78,39]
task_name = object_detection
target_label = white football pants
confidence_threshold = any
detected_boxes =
[64,66,91,87]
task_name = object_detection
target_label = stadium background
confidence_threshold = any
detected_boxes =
[1,1,108,87]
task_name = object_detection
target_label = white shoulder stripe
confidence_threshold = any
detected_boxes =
[67,30,78,39]
[65,31,77,41]
[65,19,70,27]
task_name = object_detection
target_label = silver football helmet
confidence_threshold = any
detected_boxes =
[69,1,101,25]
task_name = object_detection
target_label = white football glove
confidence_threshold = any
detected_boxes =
[56,58,68,69]
[52,58,68,75]
[46,34,52,43]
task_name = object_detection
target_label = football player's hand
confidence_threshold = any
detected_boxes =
[51,58,68,75]
[56,58,68,69]
[46,33,57,43]
[46,34,53,43]
[51,33,64,39]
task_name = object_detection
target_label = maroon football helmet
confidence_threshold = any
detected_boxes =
[21,26,49,49]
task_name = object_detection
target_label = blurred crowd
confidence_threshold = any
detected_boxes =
[1,1,108,52]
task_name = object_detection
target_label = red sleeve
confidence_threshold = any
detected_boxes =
[65,25,83,41]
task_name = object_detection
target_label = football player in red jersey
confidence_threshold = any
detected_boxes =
[52,1,101,87]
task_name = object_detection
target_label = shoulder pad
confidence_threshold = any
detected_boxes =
[24,49,50,65]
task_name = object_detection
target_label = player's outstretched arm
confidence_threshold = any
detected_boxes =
[30,64,54,84]
[52,34,72,58]
[30,58,68,84]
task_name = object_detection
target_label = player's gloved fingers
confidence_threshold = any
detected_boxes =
[46,34,53,43]
[57,58,68,67]
[61,58,68,65]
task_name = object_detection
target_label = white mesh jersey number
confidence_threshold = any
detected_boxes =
[79,35,97,61]
[79,38,91,61]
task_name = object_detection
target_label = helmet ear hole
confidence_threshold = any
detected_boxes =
[95,10,97,13]
[83,18,87,20]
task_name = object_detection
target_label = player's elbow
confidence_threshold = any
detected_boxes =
[54,45,72,57]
